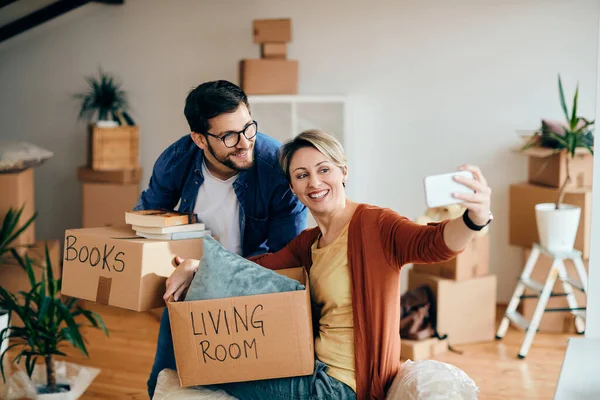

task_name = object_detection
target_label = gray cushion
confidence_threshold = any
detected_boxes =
[184,235,304,301]
[0,141,53,173]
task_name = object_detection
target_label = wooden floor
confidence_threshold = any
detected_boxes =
[5,302,575,399]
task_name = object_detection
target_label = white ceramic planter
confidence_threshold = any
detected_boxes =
[535,203,581,253]
[95,120,119,128]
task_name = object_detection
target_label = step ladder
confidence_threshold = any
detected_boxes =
[496,243,588,358]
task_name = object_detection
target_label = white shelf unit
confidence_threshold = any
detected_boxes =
[248,94,350,145]
[248,95,351,229]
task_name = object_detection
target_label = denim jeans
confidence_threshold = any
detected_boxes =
[148,308,176,399]
[208,360,356,400]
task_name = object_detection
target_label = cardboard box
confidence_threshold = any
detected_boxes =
[0,240,61,294]
[0,168,35,248]
[77,166,142,184]
[413,234,489,281]
[261,43,287,59]
[520,248,588,333]
[61,226,203,311]
[253,18,291,43]
[239,59,298,95]
[88,125,140,171]
[168,267,314,387]
[509,182,592,258]
[401,337,448,361]
[82,182,140,228]
[524,147,593,189]
[408,270,496,345]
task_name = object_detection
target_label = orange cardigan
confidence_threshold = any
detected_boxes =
[251,203,459,400]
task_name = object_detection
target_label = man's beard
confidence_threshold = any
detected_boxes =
[207,141,254,171]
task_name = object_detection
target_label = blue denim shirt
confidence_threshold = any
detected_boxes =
[134,133,308,257]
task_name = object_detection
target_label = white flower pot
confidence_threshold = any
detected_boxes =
[535,203,581,252]
[95,120,119,128]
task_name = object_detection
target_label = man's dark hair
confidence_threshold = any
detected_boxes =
[184,80,250,134]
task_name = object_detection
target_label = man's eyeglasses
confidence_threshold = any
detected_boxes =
[205,121,258,148]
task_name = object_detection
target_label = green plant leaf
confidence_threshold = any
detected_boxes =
[0,206,36,258]
[558,75,570,122]
[44,243,56,297]
[57,303,88,357]
[38,296,51,322]
[548,132,570,149]
[0,207,23,246]
[25,354,37,378]
[64,296,78,311]
[2,212,37,253]
[0,342,25,382]
[0,285,22,314]
[574,119,594,134]
[571,83,579,129]
[78,308,109,336]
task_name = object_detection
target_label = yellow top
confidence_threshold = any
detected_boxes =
[310,223,355,392]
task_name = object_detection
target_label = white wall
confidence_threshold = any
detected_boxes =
[0,0,597,302]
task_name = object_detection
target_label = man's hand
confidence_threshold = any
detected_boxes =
[163,256,200,302]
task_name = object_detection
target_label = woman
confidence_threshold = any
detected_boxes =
[164,129,493,400]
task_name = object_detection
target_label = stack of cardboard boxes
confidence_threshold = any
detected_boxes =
[78,124,142,228]
[239,18,298,95]
[404,233,497,360]
[509,147,593,333]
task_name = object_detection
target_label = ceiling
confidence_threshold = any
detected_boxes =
[0,0,123,43]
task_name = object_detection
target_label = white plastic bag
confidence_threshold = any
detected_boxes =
[1,360,100,400]
[386,360,479,400]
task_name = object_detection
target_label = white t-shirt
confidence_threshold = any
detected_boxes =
[194,161,242,255]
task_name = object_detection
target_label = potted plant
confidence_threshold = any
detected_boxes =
[522,74,595,252]
[74,68,140,171]
[74,67,135,127]
[0,206,37,360]
[0,242,108,397]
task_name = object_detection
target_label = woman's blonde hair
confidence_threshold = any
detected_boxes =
[279,129,347,183]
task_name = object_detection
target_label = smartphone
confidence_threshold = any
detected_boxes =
[423,171,475,208]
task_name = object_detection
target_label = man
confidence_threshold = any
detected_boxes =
[138,80,307,397]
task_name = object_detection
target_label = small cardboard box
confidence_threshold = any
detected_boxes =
[61,226,203,311]
[520,248,588,334]
[524,147,593,189]
[77,166,142,184]
[239,59,298,95]
[408,270,496,345]
[0,168,35,248]
[253,18,291,43]
[0,240,61,294]
[509,182,591,259]
[401,337,448,361]
[413,234,489,281]
[168,267,314,387]
[261,43,287,59]
[88,125,140,171]
[82,182,140,228]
